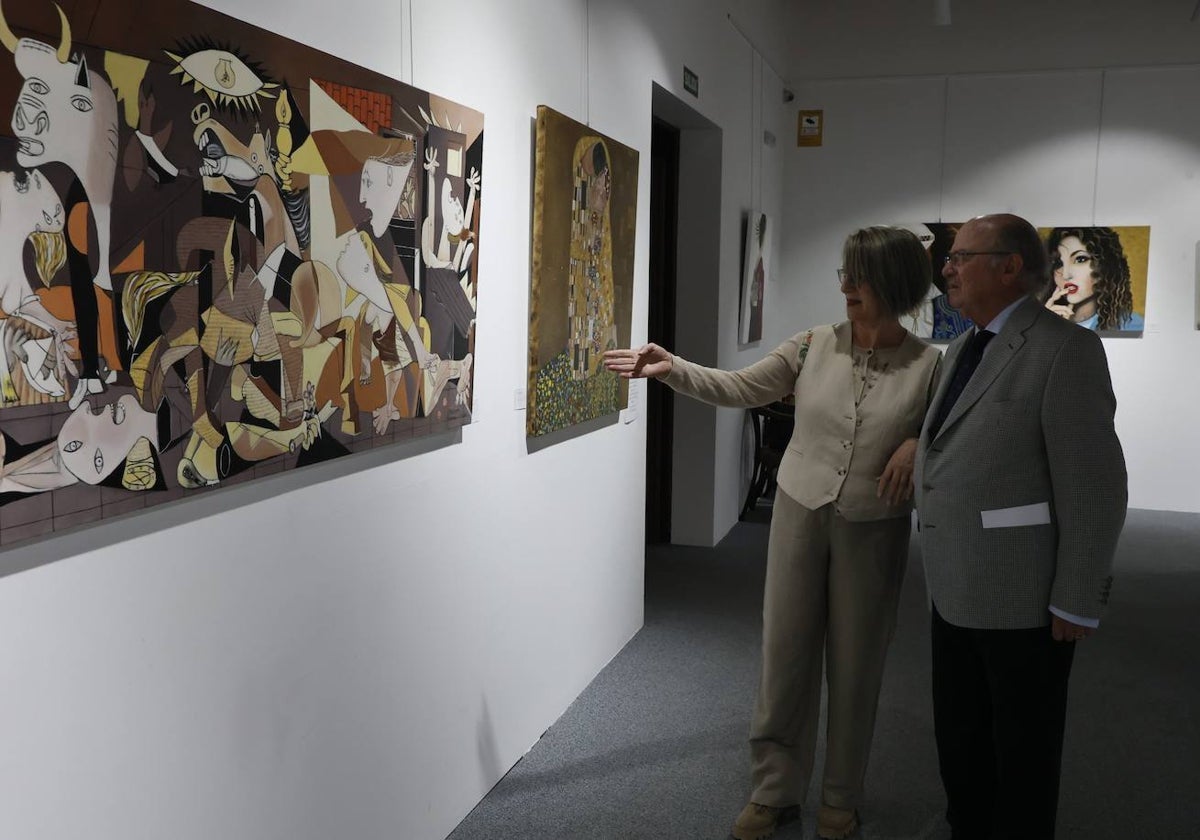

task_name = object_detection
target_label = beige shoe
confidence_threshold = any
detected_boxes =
[816,804,859,839]
[730,802,800,840]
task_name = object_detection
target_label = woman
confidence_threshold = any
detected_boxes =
[1041,227,1144,333]
[604,226,941,840]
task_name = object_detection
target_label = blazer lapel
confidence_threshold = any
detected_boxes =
[933,297,1038,440]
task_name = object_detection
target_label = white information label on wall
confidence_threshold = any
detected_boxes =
[622,380,643,424]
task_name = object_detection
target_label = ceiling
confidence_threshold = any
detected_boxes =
[732,0,1200,83]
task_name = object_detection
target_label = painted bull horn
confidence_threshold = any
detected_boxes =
[0,3,70,60]
[55,4,71,63]
[0,0,17,54]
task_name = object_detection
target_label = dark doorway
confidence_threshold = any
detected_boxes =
[647,118,679,544]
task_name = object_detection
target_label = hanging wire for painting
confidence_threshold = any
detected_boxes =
[725,14,790,216]
[748,51,765,215]
[726,13,790,91]
[749,47,757,214]
[1091,71,1107,226]
[583,0,590,124]
[937,76,950,222]
[407,0,415,86]
[758,54,765,215]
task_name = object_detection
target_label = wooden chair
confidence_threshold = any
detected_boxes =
[741,400,796,518]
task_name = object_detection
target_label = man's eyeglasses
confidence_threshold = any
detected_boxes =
[943,250,1014,268]
[836,268,858,288]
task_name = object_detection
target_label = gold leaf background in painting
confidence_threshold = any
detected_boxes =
[527,105,637,437]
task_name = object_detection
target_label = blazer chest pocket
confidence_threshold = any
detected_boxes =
[980,502,1051,529]
[987,396,1036,415]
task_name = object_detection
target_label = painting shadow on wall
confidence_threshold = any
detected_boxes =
[526,412,617,455]
[1195,242,1200,331]
[0,429,461,580]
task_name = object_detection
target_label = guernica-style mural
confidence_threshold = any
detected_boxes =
[527,105,636,438]
[0,1,481,543]
[902,223,1148,340]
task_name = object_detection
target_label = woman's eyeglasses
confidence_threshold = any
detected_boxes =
[836,268,858,288]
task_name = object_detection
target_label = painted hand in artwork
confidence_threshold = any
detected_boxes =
[602,344,673,380]
[372,404,399,435]
[466,167,480,194]
[1044,288,1075,320]
[455,353,473,407]
[47,328,79,386]
[214,335,239,366]
[877,437,917,506]
[423,147,439,174]
[295,385,323,451]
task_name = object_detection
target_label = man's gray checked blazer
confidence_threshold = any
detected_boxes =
[914,296,1127,629]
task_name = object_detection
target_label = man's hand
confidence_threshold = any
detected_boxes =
[1051,614,1095,643]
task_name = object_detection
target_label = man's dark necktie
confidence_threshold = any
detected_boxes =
[928,329,995,439]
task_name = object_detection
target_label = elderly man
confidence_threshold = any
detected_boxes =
[914,213,1127,840]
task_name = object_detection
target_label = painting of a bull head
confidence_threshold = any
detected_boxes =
[1,2,118,290]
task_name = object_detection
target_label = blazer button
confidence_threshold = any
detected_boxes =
[837,468,846,476]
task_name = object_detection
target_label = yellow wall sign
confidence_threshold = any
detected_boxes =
[797,109,823,147]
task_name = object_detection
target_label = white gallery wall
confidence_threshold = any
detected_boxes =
[779,65,1200,515]
[0,1,787,839]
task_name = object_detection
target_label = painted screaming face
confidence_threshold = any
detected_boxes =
[336,230,381,302]
[440,177,465,236]
[360,157,411,238]
[336,230,371,286]
[1052,235,1096,305]
[192,105,270,185]
[3,6,118,177]
[0,168,64,233]
[56,394,153,484]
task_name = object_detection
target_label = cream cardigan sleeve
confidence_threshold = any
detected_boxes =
[661,332,807,408]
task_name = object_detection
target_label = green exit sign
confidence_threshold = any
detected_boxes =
[683,66,699,97]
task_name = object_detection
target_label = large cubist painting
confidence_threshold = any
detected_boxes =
[527,105,637,438]
[0,0,482,544]
[903,223,1149,340]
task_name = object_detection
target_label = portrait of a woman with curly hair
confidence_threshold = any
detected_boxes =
[1041,227,1145,333]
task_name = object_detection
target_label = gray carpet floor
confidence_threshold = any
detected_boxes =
[448,507,1200,839]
